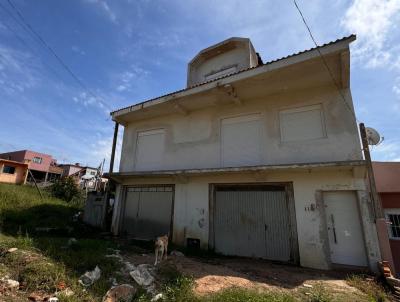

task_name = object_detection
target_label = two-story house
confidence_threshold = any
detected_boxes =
[0,150,62,182]
[107,36,381,271]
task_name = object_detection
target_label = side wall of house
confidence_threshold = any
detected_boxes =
[112,169,381,271]
[0,162,27,185]
[119,86,361,173]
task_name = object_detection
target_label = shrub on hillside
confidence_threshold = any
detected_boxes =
[51,177,83,202]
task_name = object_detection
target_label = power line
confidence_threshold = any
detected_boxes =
[292,0,360,123]
[0,5,66,82]
[4,0,110,110]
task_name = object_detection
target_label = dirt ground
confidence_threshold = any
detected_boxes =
[124,251,360,296]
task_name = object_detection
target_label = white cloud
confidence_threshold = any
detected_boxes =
[71,45,86,55]
[341,0,400,68]
[89,133,122,172]
[84,0,117,23]
[371,139,400,161]
[113,64,149,93]
[0,45,39,94]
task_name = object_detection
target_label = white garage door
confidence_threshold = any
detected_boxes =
[122,186,173,240]
[213,185,297,263]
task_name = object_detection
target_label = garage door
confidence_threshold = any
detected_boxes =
[213,185,297,262]
[122,186,173,240]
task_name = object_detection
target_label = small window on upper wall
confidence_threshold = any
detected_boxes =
[32,157,43,164]
[280,104,326,142]
[3,165,15,174]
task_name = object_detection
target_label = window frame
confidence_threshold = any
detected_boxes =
[32,157,43,164]
[385,208,400,240]
[279,103,327,143]
[2,165,16,174]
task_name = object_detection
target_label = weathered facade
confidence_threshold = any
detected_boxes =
[108,36,381,271]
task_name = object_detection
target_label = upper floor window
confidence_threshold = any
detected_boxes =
[135,129,165,171]
[279,104,326,142]
[221,114,262,167]
[385,209,400,239]
[2,165,15,174]
[90,171,96,175]
[205,66,237,81]
[32,157,43,164]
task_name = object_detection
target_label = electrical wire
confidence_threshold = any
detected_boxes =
[3,0,110,110]
[292,0,361,124]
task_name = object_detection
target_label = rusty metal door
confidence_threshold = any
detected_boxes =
[214,185,292,262]
[122,186,173,239]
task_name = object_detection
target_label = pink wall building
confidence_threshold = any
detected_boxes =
[0,150,62,182]
[373,161,400,277]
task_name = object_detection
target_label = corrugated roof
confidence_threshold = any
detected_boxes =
[111,34,355,116]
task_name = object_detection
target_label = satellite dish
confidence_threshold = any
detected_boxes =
[365,127,381,145]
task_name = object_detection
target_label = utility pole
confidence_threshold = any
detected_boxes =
[360,123,395,275]
[359,123,383,219]
[109,122,119,174]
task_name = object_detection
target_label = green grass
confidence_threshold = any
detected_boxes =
[0,184,120,301]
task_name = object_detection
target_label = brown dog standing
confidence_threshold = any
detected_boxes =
[154,234,168,265]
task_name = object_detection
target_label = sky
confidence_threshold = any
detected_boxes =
[0,0,399,170]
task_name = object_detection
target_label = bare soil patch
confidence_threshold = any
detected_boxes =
[123,252,361,297]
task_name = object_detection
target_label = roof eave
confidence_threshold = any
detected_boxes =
[111,35,356,123]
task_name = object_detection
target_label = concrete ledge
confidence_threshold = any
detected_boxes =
[105,160,366,183]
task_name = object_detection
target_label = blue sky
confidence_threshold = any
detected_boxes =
[0,0,399,170]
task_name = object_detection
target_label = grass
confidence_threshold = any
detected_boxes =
[347,274,390,302]
[0,183,120,301]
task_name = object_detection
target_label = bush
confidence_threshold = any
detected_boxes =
[51,177,83,202]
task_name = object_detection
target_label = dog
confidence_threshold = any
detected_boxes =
[154,234,168,265]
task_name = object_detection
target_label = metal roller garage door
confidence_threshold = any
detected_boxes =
[213,184,298,263]
[122,186,173,240]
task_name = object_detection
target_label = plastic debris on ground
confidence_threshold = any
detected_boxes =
[129,264,155,287]
[151,293,164,301]
[7,247,18,253]
[170,250,184,257]
[102,284,137,302]
[78,266,101,287]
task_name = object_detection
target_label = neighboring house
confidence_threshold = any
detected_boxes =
[60,163,99,191]
[0,159,28,185]
[107,35,382,271]
[373,162,400,277]
[0,150,62,182]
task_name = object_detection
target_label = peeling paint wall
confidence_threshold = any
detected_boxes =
[119,86,361,173]
[115,169,380,271]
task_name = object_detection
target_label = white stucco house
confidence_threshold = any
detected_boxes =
[108,35,382,271]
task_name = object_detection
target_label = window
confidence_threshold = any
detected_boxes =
[205,66,237,81]
[32,157,43,164]
[2,165,15,174]
[135,129,165,171]
[385,209,400,239]
[280,104,326,142]
[90,171,96,175]
[221,114,262,167]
